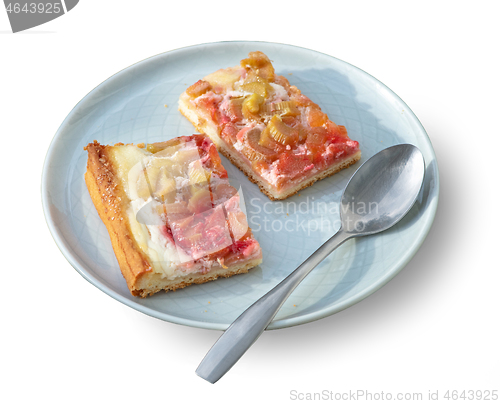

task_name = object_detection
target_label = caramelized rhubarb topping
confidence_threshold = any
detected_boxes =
[164,201,190,215]
[204,67,242,92]
[227,211,249,240]
[240,51,275,81]
[187,188,213,214]
[146,138,183,154]
[307,108,328,127]
[260,115,298,146]
[240,128,278,162]
[239,79,273,98]
[186,80,212,98]
[188,160,209,187]
[242,93,265,120]
[261,100,299,117]
[155,167,176,202]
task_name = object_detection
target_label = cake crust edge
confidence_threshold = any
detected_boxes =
[84,141,153,296]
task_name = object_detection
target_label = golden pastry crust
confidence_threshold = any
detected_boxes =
[134,257,262,297]
[217,142,361,200]
[84,141,153,296]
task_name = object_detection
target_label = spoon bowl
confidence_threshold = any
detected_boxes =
[341,144,425,235]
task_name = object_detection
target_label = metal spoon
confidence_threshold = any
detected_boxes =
[196,143,425,383]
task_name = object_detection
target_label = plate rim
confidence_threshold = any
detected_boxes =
[41,40,440,330]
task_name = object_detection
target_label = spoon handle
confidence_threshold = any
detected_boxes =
[196,228,352,383]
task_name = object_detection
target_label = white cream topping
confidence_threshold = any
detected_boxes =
[112,145,212,279]
[233,141,244,151]
[225,90,252,99]
[270,83,289,101]
[128,197,180,278]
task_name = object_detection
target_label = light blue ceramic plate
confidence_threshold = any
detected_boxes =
[42,42,439,330]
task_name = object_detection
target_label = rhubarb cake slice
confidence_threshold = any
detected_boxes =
[84,135,262,297]
[178,51,361,200]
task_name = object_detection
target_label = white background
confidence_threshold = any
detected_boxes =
[2,1,499,403]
